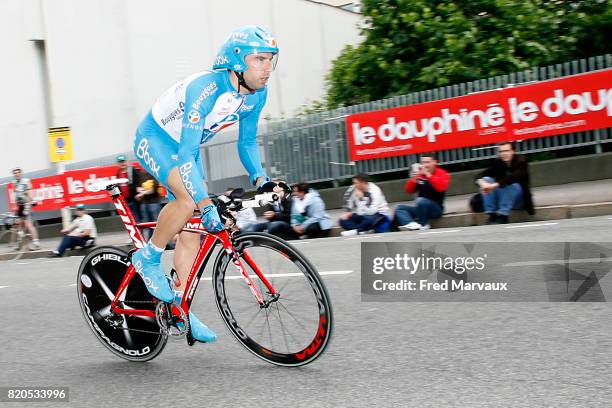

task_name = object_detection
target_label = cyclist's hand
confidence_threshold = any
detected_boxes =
[201,204,223,232]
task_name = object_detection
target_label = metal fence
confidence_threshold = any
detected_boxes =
[2,55,611,215]
[205,54,611,189]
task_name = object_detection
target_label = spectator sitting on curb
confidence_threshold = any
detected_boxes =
[290,182,332,239]
[395,153,451,231]
[475,142,535,225]
[340,173,391,237]
[242,182,294,239]
[50,204,97,257]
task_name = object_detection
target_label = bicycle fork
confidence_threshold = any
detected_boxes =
[224,242,278,307]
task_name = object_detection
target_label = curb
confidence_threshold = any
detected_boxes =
[0,244,133,262]
[2,202,611,261]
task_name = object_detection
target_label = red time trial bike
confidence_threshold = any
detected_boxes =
[76,180,333,366]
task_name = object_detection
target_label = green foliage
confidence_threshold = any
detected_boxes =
[325,0,611,108]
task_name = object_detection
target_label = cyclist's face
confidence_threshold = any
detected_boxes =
[12,170,21,180]
[243,53,276,90]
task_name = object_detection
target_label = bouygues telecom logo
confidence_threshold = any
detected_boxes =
[346,69,612,161]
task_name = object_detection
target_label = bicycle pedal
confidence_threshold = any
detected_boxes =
[170,268,181,287]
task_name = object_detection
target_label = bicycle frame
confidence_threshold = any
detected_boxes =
[105,186,278,320]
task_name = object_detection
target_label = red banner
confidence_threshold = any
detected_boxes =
[5,164,128,212]
[64,165,121,205]
[346,69,612,161]
[7,175,66,212]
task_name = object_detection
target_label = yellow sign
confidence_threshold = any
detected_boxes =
[48,127,73,162]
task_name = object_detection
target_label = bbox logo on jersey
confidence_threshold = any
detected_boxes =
[188,110,200,123]
[179,162,197,197]
[136,139,161,177]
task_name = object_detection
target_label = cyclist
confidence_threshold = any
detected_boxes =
[10,167,40,249]
[131,25,280,344]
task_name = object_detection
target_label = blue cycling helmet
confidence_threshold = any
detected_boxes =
[213,25,279,73]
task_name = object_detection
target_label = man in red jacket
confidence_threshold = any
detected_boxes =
[395,153,451,231]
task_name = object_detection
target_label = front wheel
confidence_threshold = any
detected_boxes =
[212,232,333,367]
[77,246,167,362]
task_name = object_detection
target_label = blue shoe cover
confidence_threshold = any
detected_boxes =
[131,249,174,303]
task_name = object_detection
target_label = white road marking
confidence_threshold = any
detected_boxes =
[42,260,63,263]
[419,229,462,235]
[68,283,77,286]
[292,241,310,245]
[15,262,30,265]
[505,257,612,267]
[504,222,559,229]
[347,235,381,240]
[202,270,353,281]
[0,286,8,289]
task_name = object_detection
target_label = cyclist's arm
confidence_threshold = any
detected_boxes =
[177,79,214,206]
[238,89,269,187]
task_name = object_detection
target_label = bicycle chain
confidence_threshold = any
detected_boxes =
[120,300,159,304]
[111,300,189,337]
[113,326,164,336]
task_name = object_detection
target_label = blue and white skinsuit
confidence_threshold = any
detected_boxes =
[131,69,270,342]
[134,69,269,202]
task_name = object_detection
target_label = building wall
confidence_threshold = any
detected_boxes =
[0,0,362,175]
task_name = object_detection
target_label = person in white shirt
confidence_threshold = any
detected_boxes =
[50,204,97,257]
[340,173,391,236]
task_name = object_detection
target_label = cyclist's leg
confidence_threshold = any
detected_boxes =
[149,168,199,247]
[131,129,188,302]
[173,231,200,291]
[165,155,216,342]
[171,229,217,343]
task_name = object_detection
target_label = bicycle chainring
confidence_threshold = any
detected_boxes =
[155,301,189,339]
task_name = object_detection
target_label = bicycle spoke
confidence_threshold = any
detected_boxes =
[121,317,134,348]
[273,302,296,353]
[276,301,311,336]
[215,234,332,366]
[276,300,317,321]
[243,307,264,330]
[91,270,116,301]
[78,247,167,362]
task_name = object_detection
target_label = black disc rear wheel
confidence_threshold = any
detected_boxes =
[77,246,167,362]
